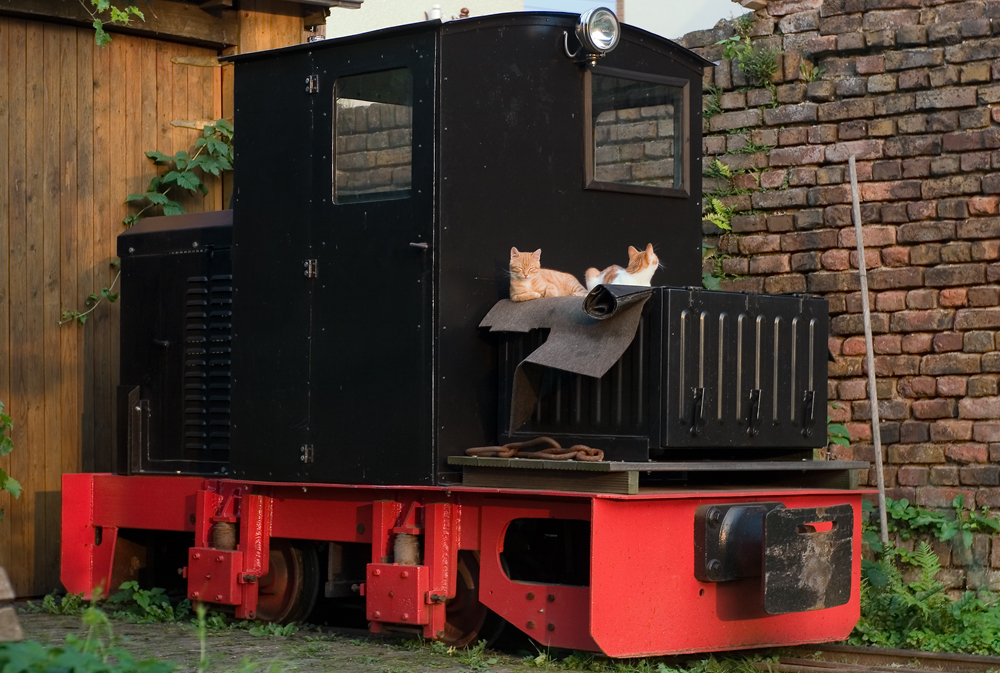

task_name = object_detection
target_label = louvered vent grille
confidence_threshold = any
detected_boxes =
[184,274,233,457]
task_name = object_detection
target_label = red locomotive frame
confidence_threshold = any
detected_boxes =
[62,473,864,657]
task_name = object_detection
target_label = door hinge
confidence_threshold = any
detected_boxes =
[305,75,319,94]
[304,259,318,278]
[300,444,315,464]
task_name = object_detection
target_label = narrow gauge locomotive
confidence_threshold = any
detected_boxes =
[61,10,870,656]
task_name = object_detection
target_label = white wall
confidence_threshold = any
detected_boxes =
[326,0,524,39]
[624,0,739,40]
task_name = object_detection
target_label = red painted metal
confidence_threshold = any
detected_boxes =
[589,492,865,657]
[61,473,867,657]
[187,549,243,605]
[478,500,597,651]
[366,563,430,626]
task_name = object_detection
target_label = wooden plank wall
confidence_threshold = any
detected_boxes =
[0,17,222,597]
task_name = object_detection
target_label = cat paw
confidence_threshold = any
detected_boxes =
[511,291,543,302]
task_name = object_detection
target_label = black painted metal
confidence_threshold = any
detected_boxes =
[694,502,784,583]
[763,504,854,614]
[117,211,233,475]
[496,288,829,457]
[219,14,712,484]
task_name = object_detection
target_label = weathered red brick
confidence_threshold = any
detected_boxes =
[768,145,825,167]
[917,486,976,507]
[960,396,1000,419]
[710,109,763,132]
[934,331,965,352]
[888,444,944,463]
[938,376,968,396]
[969,197,1000,215]
[901,333,934,354]
[781,229,840,251]
[906,288,938,309]
[885,134,942,157]
[972,241,1000,261]
[913,397,957,418]
[749,254,792,275]
[739,234,782,254]
[900,420,930,442]
[915,87,979,109]
[818,98,875,121]
[856,54,886,74]
[923,175,983,199]
[974,421,1000,442]
[860,180,923,201]
[851,399,911,420]
[876,291,907,311]
[869,266,924,289]
[897,221,956,242]
[931,420,974,441]
[922,352,981,374]
[874,333,903,354]
[968,286,1000,305]
[958,218,1000,239]
[764,274,807,293]
[890,309,955,332]
[969,376,999,397]
[961,464,1000,485]
[940,288,968,307]
[955,308,1000,329]
[930,465,960,486]
[900,376,938,397]
[947,443,990,463]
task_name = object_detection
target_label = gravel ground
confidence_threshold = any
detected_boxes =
[14,608,543,673]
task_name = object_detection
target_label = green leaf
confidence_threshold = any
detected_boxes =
[162,201,185,216]
[3,474,21,499]
[93,19,111,47]
[144,192,170,205]
[146,150,173,165]
[175,171,202,192]
[702,272,721,291]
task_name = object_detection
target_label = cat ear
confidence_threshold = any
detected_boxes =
[645,243,654,253]
[532,249,542,260]
[510,247,519,259]
[628,246,639,257]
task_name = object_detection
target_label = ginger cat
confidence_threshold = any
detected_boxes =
[585,243,660,290]
[509,248,587,302]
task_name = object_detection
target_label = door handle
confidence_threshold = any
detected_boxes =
[409,242,429,250]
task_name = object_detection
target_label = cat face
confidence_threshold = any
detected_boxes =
[510,247,542,279]
[626,243,658,272]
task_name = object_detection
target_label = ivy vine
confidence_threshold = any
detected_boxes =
[0,400,19,522]
[78,1,144,47]
[60,120,234,326]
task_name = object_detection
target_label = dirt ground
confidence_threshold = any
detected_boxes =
[15,608,542,673]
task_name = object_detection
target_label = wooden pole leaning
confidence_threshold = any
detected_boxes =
[849,154,889,545]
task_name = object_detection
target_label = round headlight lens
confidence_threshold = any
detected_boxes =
[577,7,620,54]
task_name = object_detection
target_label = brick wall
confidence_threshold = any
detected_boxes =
[335,101,412,199]
[679,0,1000,587]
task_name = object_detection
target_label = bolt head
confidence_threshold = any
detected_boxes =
[401,571,409,579]
[215,594,223,601]
[707,508,723,527]
[527,621,535,629]
[193,552,201,559]
[547,594,555,602]
[205,574,211,580]
[547,623,555,632]
[388,590,394,598]
[708,559,722,575]
[191,591,200,598]
[373,569,381,576]
[248,611,256,619]
[526,592,534,600]
[373,611,381,619]
[401,613,409,621]
[216,555,224,562]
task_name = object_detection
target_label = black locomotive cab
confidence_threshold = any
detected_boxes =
[119,11,830,487]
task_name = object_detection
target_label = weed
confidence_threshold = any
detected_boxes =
[799,60,826,83]
[247,622,300,637]
[459,640,499,671]
[716,14,780,87]
[105,581,190,623]
[702,85,723,119]
[41,591,87,616]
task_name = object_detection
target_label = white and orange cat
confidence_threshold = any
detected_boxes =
[585,243,660,290]
[509,247,587,302]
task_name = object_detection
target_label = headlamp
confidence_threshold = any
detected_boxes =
[576,7,620,55]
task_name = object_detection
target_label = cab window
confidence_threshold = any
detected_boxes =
[334,68,413,204]
[586,69,688,197]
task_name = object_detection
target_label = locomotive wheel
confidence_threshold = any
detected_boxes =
[255,539,320,624]
[441,551,505,648]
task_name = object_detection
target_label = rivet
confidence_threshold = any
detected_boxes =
[373,569,381,576]
[248,611,256,619]
[216,555,224,562]
[401,613,409,621]
[205,574,211,580]
[526,592,534,600]
[373,611,381,619]
[215,594,223,601]
[193,552,201,560]
[191,591,200,598]
[401,571,409,578]
[708,559,722,574]
[547,623,555,631]
[547,594,555,602]
[389,590,394,598]
[527,621,535,629]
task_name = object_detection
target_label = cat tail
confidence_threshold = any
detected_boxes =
[585,267,601,291]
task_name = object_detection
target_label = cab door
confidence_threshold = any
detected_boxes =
[307,32,436,484]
